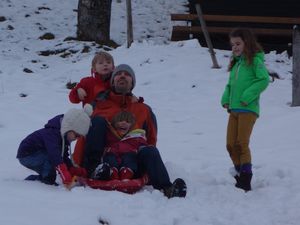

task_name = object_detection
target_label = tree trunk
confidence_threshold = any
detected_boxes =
[77,0,112,43]
[292,25,300,106]
[126,0,133,48]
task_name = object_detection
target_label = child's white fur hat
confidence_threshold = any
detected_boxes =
[60,104,93,136]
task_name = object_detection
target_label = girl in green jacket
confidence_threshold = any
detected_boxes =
[221,28,269,191]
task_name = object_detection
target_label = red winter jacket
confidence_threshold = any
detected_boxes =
[69,72,111,106]
[105,129,148,157]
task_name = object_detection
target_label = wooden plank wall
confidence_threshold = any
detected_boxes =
[187,0,300,53]
[190,0,300,17]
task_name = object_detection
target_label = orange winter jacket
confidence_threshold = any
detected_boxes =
[93,91,157,146]
[72,91,157,166]
[69,73,111,106]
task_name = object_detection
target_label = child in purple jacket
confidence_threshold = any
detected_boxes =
[17,105,92,187]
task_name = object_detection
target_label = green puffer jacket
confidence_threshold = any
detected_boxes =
[221,52,269,116]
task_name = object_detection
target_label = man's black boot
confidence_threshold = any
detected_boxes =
[163,178,187,198]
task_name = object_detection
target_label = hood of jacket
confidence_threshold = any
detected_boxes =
[233,52,264,63]
[44,114,63,130]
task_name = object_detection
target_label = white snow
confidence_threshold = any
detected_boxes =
[0,1,299,225]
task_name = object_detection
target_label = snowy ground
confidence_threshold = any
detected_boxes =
[0,1,300,225]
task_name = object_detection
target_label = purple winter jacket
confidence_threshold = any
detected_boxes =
[17,115,72,168]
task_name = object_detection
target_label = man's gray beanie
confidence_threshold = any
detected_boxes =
[110,64,136,89]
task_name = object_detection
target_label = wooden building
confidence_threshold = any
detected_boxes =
[171,0,300,54]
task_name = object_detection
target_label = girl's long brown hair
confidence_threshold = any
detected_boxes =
[228,28,263,71]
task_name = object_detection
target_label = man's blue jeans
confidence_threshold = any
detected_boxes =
[83,116,108,176]
[137,146,172,190]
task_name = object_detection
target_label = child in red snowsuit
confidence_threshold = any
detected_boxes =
[93,111,147,180]
[69,51,115,167]
[69,51,115,106]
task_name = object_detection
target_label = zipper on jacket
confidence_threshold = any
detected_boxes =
[229,59,242,106]
[234,59,241,80]
[230,60,241,106]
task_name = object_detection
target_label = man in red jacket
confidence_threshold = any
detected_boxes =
[83,64,187,198]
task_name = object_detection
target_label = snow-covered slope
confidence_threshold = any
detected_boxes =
[0,1,299,225]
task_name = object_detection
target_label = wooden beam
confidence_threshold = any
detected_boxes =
[292,26,300,106]
[172,26,293,36]
[171,14,300,25]
[171,14,198,21]
[195,3,220,68]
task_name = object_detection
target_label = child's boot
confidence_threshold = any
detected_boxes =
[25,174,42,181]
[92,163,111,180]
[229,166,240,186]
[110,167,119,180]
[119,167,134,180]
[40,169,58,186]
[235,172,252,192]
